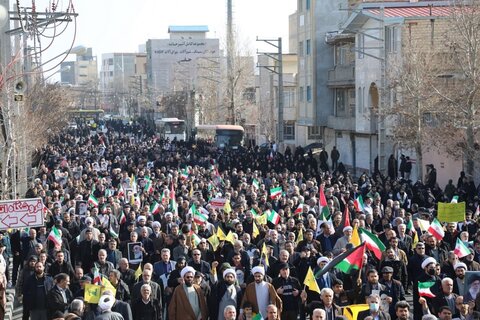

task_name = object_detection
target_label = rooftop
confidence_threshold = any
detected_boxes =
[168,25,209,33]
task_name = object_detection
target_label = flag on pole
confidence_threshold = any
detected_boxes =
[191,204,208,225]
[169,183,178,214]
[454,238,471,258]
[47,226,62,247]
[428,218,445,241]
[180,168,189,180]
[109,226,118,239]
[412,230,419,250]
[256,213,268,225]
[350,226,361,246]
[217,227,227,241]
[269,186,282,199]
[303,266,321,293]
[150,201,161,215]
[418,281,436,298]
[296,228,304,244]
[261,242,270,267]
[294,203,303,216]
[418,219,431,232]
[319,206,330,221]
[225,231,236,245]
[343,206,351,228]
[144,177,154,194]
[117,184,125,198]
[315,244,366,278]
[359,228,386,260]
[208,234,220,251]
[252,179,260,190]
[223,200,232,214]
[118,211,126,224]
[134,264,142,280]
[252,222,260,239]
[92,265,102,285]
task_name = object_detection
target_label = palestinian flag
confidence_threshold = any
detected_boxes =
[418,281,436,298]
[319,186,328,207]
[354,195,364,212]
[294,203,304,216]
[454,238,470,258]
[315,243,366,278]
[267,209,281,224]
[47,226,62,247]
[109,226,119,239]
[319,206,330,221]
[359,228,385,260]
[118,211,126,224]
[88,194,99,207]
[144,177,154,194]
[192,205,208,225]
[428,218,444,241]
[252,179,260,190]
[270,186,282,199]
[150,201,161,215]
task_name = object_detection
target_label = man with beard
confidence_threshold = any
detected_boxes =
[168,266,208,320]
[208,268,243,320]
[413,257,442,320]
[379,247,407,291]
[241,266,282,319]
[379,266,405,319]
[117,258,136,292]
[453,262,467,296]
[23,261,54,320]
[462,248,480,271]
[131,269,162,303]
[463,274,480,303]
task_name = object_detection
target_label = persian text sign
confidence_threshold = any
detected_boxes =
[208,198,227,210]
[0,198,45,230]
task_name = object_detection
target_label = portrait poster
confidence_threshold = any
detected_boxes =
[75,200,88,216]
[463,271,480,303]
[127,241,143,264]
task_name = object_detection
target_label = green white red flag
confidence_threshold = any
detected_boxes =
[144,177,154,194]
[294,203,303,216]
[88,194,99,207]
[359,228,386,260]
[270,186,282,199]
[267,209,280,224]
[150,201,161,215]
[319,186,328,207]
[190,204,208,225]
[428,218,445,241]
[252,179,260,190]
[354,195,364,212]
[418,281,436,298]
[47,226,62,247]
[454,238,471,258]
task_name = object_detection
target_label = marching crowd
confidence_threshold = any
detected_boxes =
[1,119,480,320]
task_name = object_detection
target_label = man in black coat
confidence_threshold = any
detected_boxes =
[413,257,442,320]
[357,294,391,320]
[272,263,302,320]
[208,268,243,320]
[77,228,99,273]
[431,277,458,315]
[379,266,406,319]
[46,273,73,319]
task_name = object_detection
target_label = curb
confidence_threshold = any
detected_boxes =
[4,288,15,320]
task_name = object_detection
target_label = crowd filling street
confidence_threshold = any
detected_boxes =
[1,119,480,320]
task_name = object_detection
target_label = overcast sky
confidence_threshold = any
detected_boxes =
[34,0,297,63]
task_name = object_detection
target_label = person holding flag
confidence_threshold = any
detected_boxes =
[413,257,442,319]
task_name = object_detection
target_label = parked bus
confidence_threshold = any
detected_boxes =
[195,124,244,149]
[155,118,186,141]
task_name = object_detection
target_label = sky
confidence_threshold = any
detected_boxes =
[31,0,297,71]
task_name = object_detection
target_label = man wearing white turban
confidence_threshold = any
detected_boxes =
[169,266,208,320]
[208,268,243,320]
[241,266,282,319]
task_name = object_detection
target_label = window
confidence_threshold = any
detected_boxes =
[108,58,113,65]
[306,0,310,10]
[308,126,322,139]
[358,87,363,114]
[299,41,304,57]
[335,89,347,117]
[336,45,347,65]
[385,26,398,53]
[299,86,304,102]
[358,34,365,59]
[284,88,296,108]
[349,89,356,117]
[306,39,311,55]
[306,86,312,102]
[284,121,295,140]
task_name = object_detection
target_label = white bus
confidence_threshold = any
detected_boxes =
[195,124,244,149]
[155,118,186,141]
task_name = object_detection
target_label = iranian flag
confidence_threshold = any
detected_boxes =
[335,243,366,274]
[319,186,328,207]
[48,226,62,247]
[294,203,304,216]
[88,194,99,207]
[353,195,364,212]
[428,218,445,241]
[144,177,154,194]
[270,186,282,199]
[150,201,161,215]
[454,238,471,258]
[118,211,126,224]
[252,179,260,190]
[359,228,386,260]
[92,265,102,285]
[250,208,260,217]
[180,168,189,180]
[189,231,202,246]
[267,209,281,224]
[418,281,436,298]
[169,183,178,214]
[161,189,168,206]
[117,184,125,198]
[191,204,208,225]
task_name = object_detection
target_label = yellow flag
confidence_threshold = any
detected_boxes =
[303,267,320,294]
[84,283,102,303]
[256,213,267,225]
[418,219,430,232]
[344,304,370,320]
[101,276,117,297]
[189,183,194,198]
[350,226,361,246]
[223,200,232,213]
[208,233,220,251]
[225,231,236,245]
[412,230,419,250]
[296,228,303,244]
[261,242,270,267]
[134,264,142,280]
[217,227,227,241]
[252,222,260,239]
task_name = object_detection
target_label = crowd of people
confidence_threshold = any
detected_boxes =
[1,119,480,320]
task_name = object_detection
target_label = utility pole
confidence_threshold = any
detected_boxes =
[226,0,235,124]
[256,37,284,150]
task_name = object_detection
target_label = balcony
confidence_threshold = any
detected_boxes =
[327,64,355,88]
[327,115,355,132]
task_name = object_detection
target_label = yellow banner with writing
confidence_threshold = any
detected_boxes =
[438,202,466,222]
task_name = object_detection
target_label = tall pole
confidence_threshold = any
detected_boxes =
[277,37,284,146]
[226,0,235,124]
